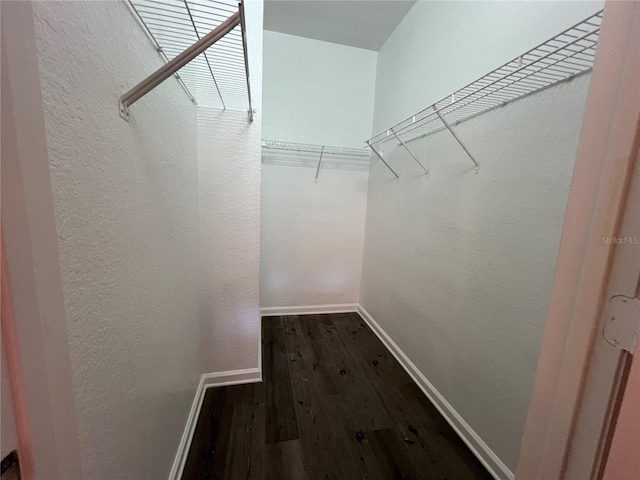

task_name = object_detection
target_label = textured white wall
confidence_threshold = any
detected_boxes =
[261,31,375,308]
[198,1,263,372]
[362,2,602,473]
[31,1,201,479]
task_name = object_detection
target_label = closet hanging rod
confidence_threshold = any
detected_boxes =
[366,9,603,147]
[120,2,252,121]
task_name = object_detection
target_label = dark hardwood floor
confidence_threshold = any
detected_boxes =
[182,313,492,480]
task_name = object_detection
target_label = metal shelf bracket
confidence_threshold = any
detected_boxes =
[603,295,640,354]
[239,0,253,122]
[391,129,429,177]
[366,142,400,180]
[119,99,130,121]
[314,146,325,183]
[433,106,480,173]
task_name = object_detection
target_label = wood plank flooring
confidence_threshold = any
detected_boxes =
[182,313,492,480]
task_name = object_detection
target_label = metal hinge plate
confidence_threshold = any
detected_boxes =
[603,295,640,353]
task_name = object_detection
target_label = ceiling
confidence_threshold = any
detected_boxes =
[263,0,416,51]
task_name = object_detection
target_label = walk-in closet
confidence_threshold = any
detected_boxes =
[2,1,639,480]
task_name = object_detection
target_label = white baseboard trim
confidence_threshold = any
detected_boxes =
[260,303,358,316]
[168,375,206,480]
[168,367,262,480]
[202,367,262,387]
[356,305,514,480]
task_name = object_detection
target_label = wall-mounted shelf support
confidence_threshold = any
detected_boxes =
[314,147,325,183]
[391,129,429,177]
[433,106,480,173]
[119,7,243,121]
[239,1,254,122]
[366,142,400,179]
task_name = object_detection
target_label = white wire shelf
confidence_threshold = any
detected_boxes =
[261,141,371,176]
[367,10,603,150]
[128,0,250,112]
[262,140,372,158]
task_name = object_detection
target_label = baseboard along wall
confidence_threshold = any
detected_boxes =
[168,367,262,480]
[260,303,358,316]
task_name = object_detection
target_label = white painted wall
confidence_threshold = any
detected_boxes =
[263,30,377,147]
[198,1,263,372]
[260,31,375,308]
[361,1,602,475]
[30,1,201,478]
[261,165,369,308]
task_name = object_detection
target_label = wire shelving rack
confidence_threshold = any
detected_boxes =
[127,0,251,112]
[366,10,603,177]
[262,141,371,181]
